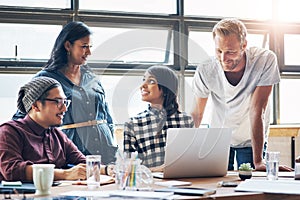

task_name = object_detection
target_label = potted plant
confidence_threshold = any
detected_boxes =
[238,163,253,180]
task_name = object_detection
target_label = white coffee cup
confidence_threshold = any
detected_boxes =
[32,164,55,195]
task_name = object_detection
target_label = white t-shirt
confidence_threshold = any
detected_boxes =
[192,47,280,147]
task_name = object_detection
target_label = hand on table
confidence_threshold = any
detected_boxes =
[254,162,293,172]
[279,165,293,171]
[64,163,86,180]
[254,162,266,171]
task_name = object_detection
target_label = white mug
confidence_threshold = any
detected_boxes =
[32,164,55,195]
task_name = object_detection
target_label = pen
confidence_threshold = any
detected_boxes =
[67,164,75,168]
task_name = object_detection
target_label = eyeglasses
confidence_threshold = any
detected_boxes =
[42,98,71,109]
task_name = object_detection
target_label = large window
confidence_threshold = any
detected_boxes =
[0,24,61,60]
[188,31,269,64]
[0,0,300,125]
[278,0,300,22]
[0,0,70,8]
[284,34,300,65]
[0,74,32,124]
[80,0,176,14]
[88,27,173,64]
[184,0,272,20]
[279,79,300,124]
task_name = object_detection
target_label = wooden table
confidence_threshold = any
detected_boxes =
[8,173,299,200]
[269,125,300,168]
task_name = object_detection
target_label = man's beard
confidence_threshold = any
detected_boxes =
[222,51,244,72]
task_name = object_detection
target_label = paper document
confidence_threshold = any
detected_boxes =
[252,171,294,177]
[59,175,114,186]
[1,181,22,186]
[227,171,295,178]
[235,179,300,195]
[62,190,175,199]
[155,187,216,196]
[109,190,175,199]
[61,190,110,198]
[0,182,36,194]
[155,180,192,187]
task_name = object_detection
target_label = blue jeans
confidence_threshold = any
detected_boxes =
[228,143,267,170]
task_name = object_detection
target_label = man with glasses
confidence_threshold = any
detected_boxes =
[0,77,109,181]
[43,98,71,110]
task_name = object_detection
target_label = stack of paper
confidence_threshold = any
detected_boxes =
[155,180,192,187]
[61,190,175,199]
[235,179,300,195]
[227,171,295,178]
[109,190,175,199]
[61,175,115,186]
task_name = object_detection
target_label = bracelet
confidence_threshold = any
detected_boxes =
[105,165,109,175]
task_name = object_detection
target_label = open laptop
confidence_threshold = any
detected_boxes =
[153,128,232,179]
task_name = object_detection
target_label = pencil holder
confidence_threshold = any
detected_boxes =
[115,158,153,190]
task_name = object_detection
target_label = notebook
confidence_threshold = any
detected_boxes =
[0,182,36,194]
[153,128,232,179]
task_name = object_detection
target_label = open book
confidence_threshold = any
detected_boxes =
[0,182,36,194]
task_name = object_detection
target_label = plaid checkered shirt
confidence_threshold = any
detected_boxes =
[123,106,194,168]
